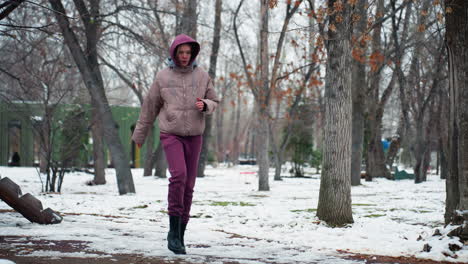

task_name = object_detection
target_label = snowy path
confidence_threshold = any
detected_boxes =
[0,166,466,263]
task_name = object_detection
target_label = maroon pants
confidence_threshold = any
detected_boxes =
[160,132,202,224]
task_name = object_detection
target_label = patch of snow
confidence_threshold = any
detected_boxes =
[0,260,16,264]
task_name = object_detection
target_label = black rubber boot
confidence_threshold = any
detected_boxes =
[167,216,186,254]
[181,222,187,248]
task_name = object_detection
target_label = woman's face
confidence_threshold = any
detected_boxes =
[176,44,192,67]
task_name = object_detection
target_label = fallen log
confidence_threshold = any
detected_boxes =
[0,177,63,224]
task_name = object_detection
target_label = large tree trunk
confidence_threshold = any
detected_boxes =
[350,0,367,186]
[444,0,468,228]
[316,0,353,226]
[49,0,134,195]
[91,106,106,184]
[257,108,270,191]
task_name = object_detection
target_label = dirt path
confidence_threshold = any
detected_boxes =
[0,235,464,264]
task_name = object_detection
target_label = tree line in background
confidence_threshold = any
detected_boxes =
[0,0,467,238]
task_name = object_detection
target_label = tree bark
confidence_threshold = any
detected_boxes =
[257,108,270,191]
[316,0,354,226]
[178,0,198,38]
[91,106,106,184]
[444,0,468,226]
[0,0,25,21]
[232,87,241,165]
[143,126,154,176]
[153,141,167,178]
[49,0,135,194]
[257,0,270,191]
[215,95,225,163]
[198,0,222,177]
[350,0,367,186]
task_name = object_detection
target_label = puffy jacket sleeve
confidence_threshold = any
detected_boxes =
[201,76,219,115]
[132,74,163,145]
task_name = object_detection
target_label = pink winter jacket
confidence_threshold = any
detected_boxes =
[132,34,219,144]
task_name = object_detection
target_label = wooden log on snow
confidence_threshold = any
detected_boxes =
[0,177,63,224]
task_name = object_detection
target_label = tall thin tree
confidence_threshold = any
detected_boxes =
[350,0,367,186]
[198,0,222,177]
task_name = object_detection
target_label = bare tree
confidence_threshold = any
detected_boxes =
[234,0,304,190]
[48,0,135,195]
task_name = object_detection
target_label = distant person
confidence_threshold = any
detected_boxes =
[224,150,230,165]
[10,152,20,167]
[132,34,219,255]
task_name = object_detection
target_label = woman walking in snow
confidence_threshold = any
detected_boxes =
[132,34,218,254]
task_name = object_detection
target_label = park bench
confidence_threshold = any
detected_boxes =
[393,167,415,180]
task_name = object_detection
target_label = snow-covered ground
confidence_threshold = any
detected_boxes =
[0,165,466,263]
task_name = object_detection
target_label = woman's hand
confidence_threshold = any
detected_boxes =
[196,98,205,112]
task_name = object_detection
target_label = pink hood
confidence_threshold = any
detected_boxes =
[169,34,200,67]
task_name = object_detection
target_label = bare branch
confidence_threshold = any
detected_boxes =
[0,22,54,29]
[0,0,25,21]
[0,66,21,81]
[98,54,143,103]
[233,0,257,97]
[275,63,319,83]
